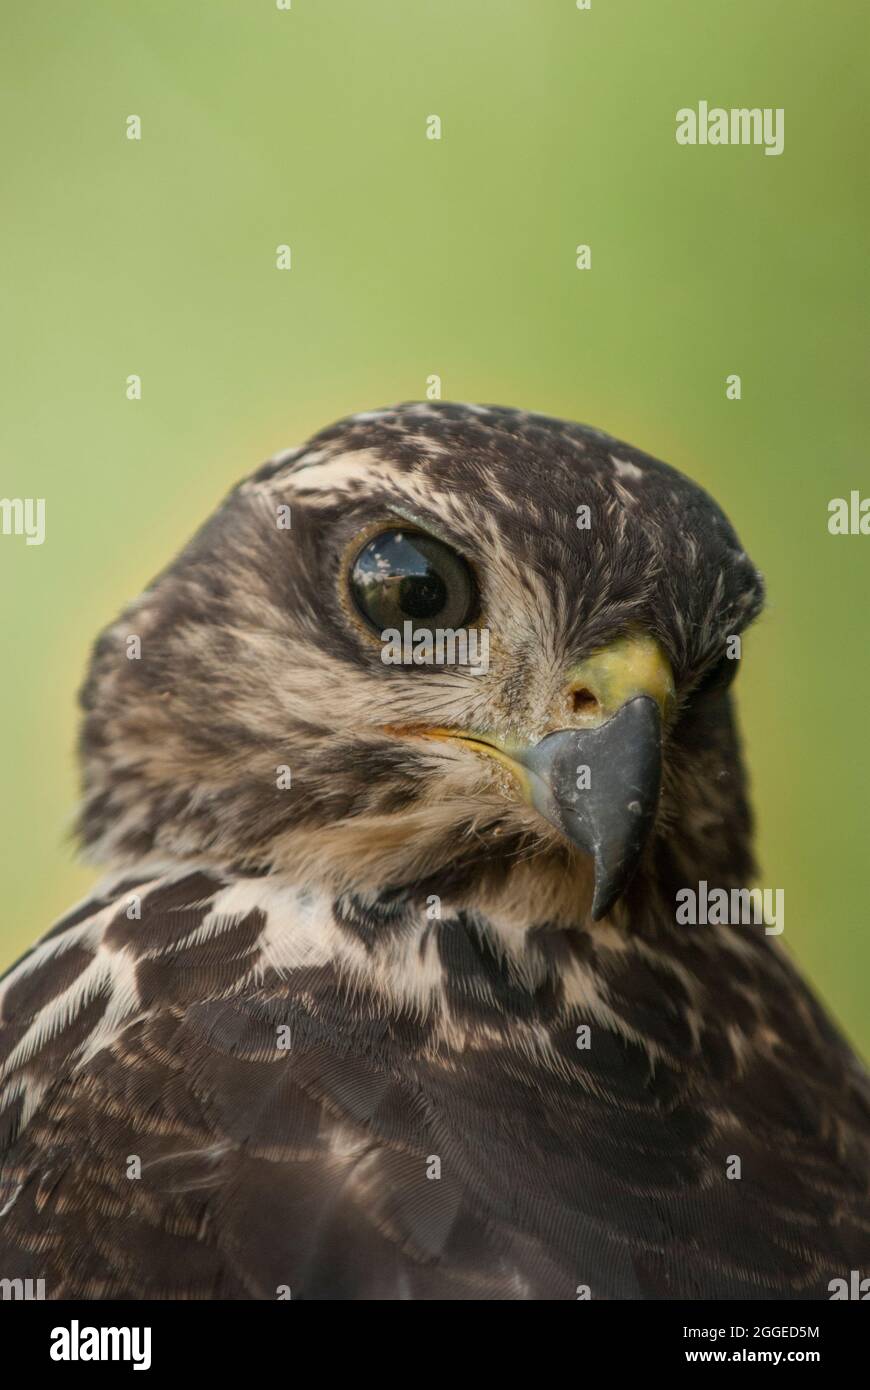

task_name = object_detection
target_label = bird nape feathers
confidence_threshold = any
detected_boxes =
[1,401,868,1300]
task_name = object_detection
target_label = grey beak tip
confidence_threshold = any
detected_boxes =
[521,695,663,918]
[590,884,615,922]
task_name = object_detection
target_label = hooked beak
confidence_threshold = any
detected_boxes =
[515,695,662,920]
[407,632,674,921]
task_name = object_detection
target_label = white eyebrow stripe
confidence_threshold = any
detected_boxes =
[285,447,396,492]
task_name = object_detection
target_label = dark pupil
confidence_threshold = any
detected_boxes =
[399,571,446,619]
[349,528,476,636]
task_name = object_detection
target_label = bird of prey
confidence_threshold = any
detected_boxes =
[1,401,868,1301]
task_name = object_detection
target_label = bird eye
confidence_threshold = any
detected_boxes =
[349,529,478,634]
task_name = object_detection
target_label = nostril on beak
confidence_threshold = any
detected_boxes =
[571,687,600,716]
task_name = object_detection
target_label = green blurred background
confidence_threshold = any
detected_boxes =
[1,1,868,1051]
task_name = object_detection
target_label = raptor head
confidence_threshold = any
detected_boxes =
[78,403,764,925]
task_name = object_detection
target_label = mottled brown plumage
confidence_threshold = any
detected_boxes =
[1,403,868,1299]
